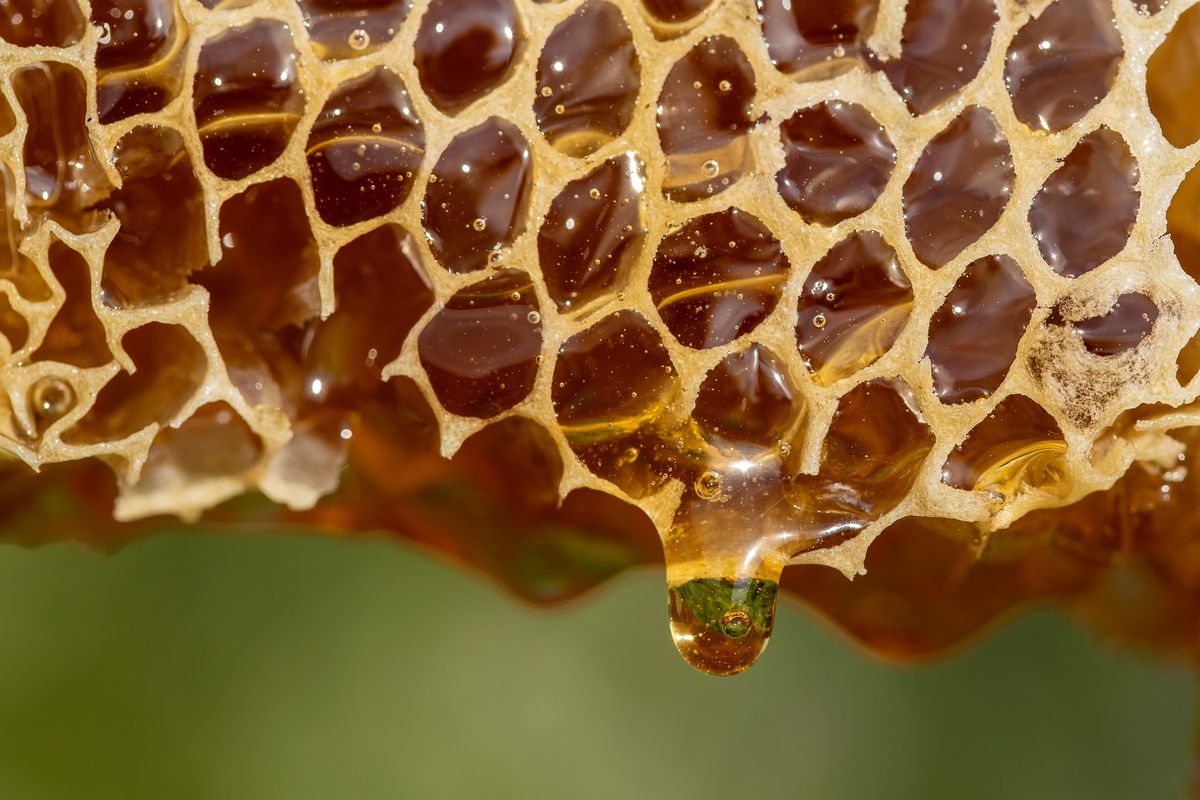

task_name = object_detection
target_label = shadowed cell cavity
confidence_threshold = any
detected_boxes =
[423,117,531,274]
[552,310,679,498]
[640,0,712,31]
[797,231,912,386]
[31,242,112,368]
[93,0,185,123]
[14,62,112,222]
[1148,5,1200,148]
[64,323,206,444]
[942,394,1067,502]
[1048,293,1159,356]
[0,292,27,354]
[0,165,51,302]
[757,0,879,78]
[879,0,996,115]
[693,344,800,447]
[534,1,640,158]
[299,0,410,61]
[0,0,84,46]
[1004,0,1123,133]
[98,126,208,307]
[1029,128,1139,279]
[538,154,646,313]
[1168,162,1200,284]
[414,0,521,114]
[418,269,542,419]
[926,255,1036,404]
[776,101,895,226]
[193,20,305,180]
[902,106,1013,269]
[307,67,425,228]
[657,36,760,202]
[649,208,789,350]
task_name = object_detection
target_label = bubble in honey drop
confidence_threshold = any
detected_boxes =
[472,217,487,231]
[702,159,720,178]
[29,376,75,426]
[694,469,723,500]
[347,28,369,51]
[719,609,752,639]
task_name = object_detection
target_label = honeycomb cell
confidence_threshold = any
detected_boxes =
[97,126,208,306]
[943,394,1068,503]
[775,101,895,226]
[1004,0,1123,133]
[926,255,1037,405]
[902,106,1013,269]
[0,92,14,138]
[64,323,206,444]
[140,402,262,481]
[0,293,28,353]
[552,310,678,498]
[0,0,84,47]
[657,36,759,202]
[31,243,112,369]
[306,67,425,228]
[418,269,542,419]
[1050,293,1159,357]
[693,344,798,446]
[1147,4,1200,148]
[796,231,912,386]
[93,0,185,123]
[538,153,646,313]
[878,0,996,115]
[1168,162,1200,282]
[298,0,409,61]
[13,62,112,221]
[193,20,305,180]
[414,0,521,114]
[641,0,711,25]
[648,208,789,350]
[0,165,51,302]
[534,0,640,158]
[423,117,531,274]
[1029,128,1139,279]
[757,0,879,78]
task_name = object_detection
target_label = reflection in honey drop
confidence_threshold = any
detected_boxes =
[667,577,777,676]
[29,376,74,427]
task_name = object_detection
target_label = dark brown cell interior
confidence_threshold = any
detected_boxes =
[423,117,531,274]
[757,0,879,79]
[0,0,84,47]
[902,106,1013,270]
[93,0,182,123]
[414,0,521,114]
[693,344,798,447]
[776,101,894,226]
[648,208,789,350]
[1004,0,1124,133]
[926,255,1037,405]
[552,310,678,498]
[656,35,758,201]
[298,0,410,61]
[1029,128,1139,279]
[796,230,912,386]
[306,67,425,228]
[534,0,640,158]
[31,242,112,369]
[418,268,541,419]
[0,165,51,302]
[192,20,305,180]
[0,292,28,352]
[942,394,1066,496]
[64,322,206,444]
[1049,293,1159,357]
[538,153,645,313]
[1147,4,1200,148]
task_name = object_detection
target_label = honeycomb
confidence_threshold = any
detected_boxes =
[0,0,1199,676]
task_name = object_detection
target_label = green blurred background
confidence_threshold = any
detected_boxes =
[0,531,1190,799]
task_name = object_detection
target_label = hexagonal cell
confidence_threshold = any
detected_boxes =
[1148,4,1200,148]
[31,242,112,369]
[193,20,305,180]
[534,0,640,158]
[926,255,1036,405]
[757,0,879,79]
[879,0,996,115]
[306,67,425,228]
[97,126,208,307]
[1048,293,1159,357]
[649,208,789,350]
[902,106,1013,270]
[93,0,185,123]
[942,394,1068,503]
[657,36,759,202]
[693,344,799,447]
[796,231,912,386]
[418,269,542,419]
[0,0,84,47]
[776,101,895,226]
[298,0,410,61]
[1029,128,1139,279]
[1004,0,1123,133]
[538,153,646,313]
[414,0,521,114]
[552,310,678,498]
[423,117,531,274]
